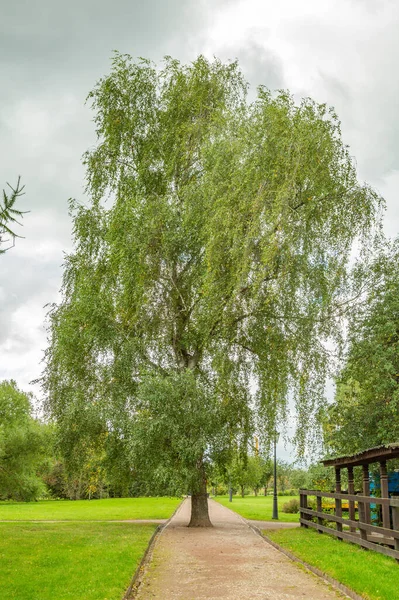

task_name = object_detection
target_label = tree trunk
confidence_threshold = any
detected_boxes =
[241,485,245,498]
[189,464,212,527]
[189,493,212,527]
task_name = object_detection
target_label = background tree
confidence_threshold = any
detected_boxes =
[261,458,274,496]
[248,455,269,496]
[0,177,26,253]
[42,54,382,526]
[323,241,399,455]
[305,462,335,492]
[0,380,50,501]
[288,466,308,491]
[227,452,264,497]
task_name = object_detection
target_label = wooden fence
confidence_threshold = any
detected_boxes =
[299,489,399,560]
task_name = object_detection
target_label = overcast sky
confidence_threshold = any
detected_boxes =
[1,0,399,459]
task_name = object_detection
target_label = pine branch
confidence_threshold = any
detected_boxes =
[0,177,28,254]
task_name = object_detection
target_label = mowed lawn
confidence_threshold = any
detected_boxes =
[214,495,299,522]
[0,496,181,520]
[265,527,399,600]
[0,497,181,600]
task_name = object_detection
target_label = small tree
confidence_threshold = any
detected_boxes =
[247,455,265,496]
[306,462,335,492]
[42,54,382,526]
[261,459,274,496]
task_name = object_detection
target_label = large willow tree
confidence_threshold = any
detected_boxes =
[43,54,382,525]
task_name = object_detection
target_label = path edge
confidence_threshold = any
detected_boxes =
[209,500,362,600]
[122,498,185,600]
[248,521,365,600]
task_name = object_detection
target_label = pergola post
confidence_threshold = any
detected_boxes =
[362,464,371,524]
[347,466,356,532]
[391,497,399,552]
[380,460,390,529]
[335,467,343,535]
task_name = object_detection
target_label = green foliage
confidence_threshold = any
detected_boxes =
[227,453,266,495]
[0,177,26,253]
[0,381,49,501]
[42,53,382,499]
[260,457,274,493]
[288,467,308,490]
[324,241,399,455]
[129,371,240,494]
[305,462,335,491]
[282,497,300,513]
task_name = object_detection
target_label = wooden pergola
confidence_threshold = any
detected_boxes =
[299,443,399,559]
[322,443,399,529]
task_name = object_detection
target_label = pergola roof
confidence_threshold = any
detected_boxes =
[322,443,399,469]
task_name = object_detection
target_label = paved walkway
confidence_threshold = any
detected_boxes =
[136,498,345,599]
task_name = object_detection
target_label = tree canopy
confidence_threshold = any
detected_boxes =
[323,242,399,455]
[0,380,49,501]
[42,54,382,525]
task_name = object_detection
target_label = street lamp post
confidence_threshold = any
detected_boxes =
[272,433,279,520]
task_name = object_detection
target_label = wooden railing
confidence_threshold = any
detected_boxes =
[299,489,399,560]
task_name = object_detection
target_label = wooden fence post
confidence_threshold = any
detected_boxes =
[300,491,308,528]
[358,500,368,543]
[348,466,356,533]
[362,465,371,524]
[391,497,399,553]
[380,460,390,529]
[335,467,343,536]
[316,494,323,533]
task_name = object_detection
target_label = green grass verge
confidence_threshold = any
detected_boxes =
[214,495,299,522]
[0,522,157,600]
[0,497,180,521]
[265,527,399,600]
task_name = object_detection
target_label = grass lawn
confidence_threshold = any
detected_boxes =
[0,497,182,599]
[265,527,399,600]
[214,495,299,522]
[0,521,156,600]
[0,497,181,521]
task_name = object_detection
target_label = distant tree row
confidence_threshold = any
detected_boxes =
[0,378,336,501]
[0,380,179,501]
[210,453,307,497]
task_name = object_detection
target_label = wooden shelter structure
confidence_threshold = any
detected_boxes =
[299,443,399,560]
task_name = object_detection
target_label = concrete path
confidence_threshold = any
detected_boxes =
[136,498,345,599]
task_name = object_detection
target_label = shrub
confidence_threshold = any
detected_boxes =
[282,498,300,514]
